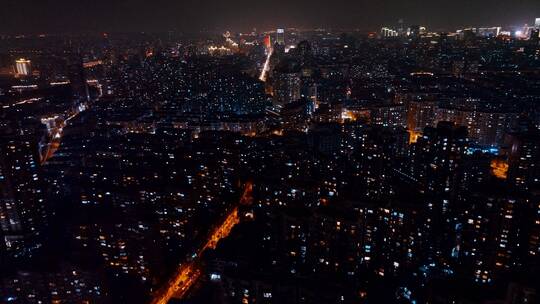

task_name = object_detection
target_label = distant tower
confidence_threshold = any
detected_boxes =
[15,58,31,76]
[264,35,272,49]
[535,18,540,29]
[276,28,285,45]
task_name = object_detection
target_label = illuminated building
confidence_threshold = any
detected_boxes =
[15,58,31,76]
[281,98,314,131]
[370,104,406,128]
[0,121,47,257]
[406,99,436,132]
[536,18,540,29]
[434,104,518,147]
[0,266,105,303]
[476,27,501,37]
[273,71,301,105]
[263,35,271,49]
[505,130,540,191]
[381,27,399,37]
[528,191,540,257]
[460,190,525,284]
[409,122,469,263]
[276,28,285,45]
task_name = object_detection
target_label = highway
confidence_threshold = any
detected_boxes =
[40,118,64,164]
[259,47,273,82]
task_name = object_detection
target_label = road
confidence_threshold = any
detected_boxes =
[259,48,273,82]
[151,181,253,304]
[40,104,86,164]
[40,118,64,164]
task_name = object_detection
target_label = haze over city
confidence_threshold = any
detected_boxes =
[1,0,539,33]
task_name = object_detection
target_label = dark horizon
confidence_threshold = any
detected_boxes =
[1,0,539,34]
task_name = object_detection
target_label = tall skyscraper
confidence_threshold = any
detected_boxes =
[535,18,540,29]
[263,34,271,49]
[15,58,31,76]
[276,28,285,45]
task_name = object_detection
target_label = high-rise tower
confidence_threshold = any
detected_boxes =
[276,28,285,45]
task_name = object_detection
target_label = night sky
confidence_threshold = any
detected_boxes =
[1,0,539,34]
